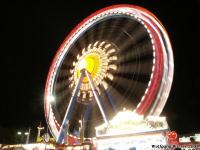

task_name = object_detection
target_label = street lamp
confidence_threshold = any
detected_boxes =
[17,131,23,144]
[25,128,31,144]
[47,95,55,103]
[17,129,30,144]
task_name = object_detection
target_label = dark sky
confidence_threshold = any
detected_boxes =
[0,0,200,141]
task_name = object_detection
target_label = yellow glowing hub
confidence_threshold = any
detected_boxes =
[77,53,100,82]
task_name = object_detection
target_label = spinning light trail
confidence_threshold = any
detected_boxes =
[44,4,174,144]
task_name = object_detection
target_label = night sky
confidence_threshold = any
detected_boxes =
[1,0,200,143]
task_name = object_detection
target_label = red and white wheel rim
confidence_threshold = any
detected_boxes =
[44,4,174,140]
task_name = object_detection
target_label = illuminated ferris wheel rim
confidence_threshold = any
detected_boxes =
[44,4,174,140]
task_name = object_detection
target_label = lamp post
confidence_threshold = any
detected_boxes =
[25,128,31,144]
[17,132,22,144]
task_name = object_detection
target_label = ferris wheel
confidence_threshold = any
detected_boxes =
[44,4,174,144]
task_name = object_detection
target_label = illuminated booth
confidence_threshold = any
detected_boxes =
[95,110,169,149]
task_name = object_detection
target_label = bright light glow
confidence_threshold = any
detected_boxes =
[146,115,166,122]
[110,110,144,125]
[195,134,200,142]
[179,134,200,142]
[77,59,86,70]
[95,110,168,137]
[179,136,190,142]
[77,53,100,83]
[3,144,55,149]
[47,95,55,103]
[70,41,117,101]
[22,143,55,149]
[17,131,22,135]
[25,132,29,135]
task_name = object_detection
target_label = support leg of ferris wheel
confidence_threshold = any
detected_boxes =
[56,69,109,144]
[85,69,109,126]
[56,70,84,144]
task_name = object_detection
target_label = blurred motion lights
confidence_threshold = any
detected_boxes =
[44,4,174,143]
